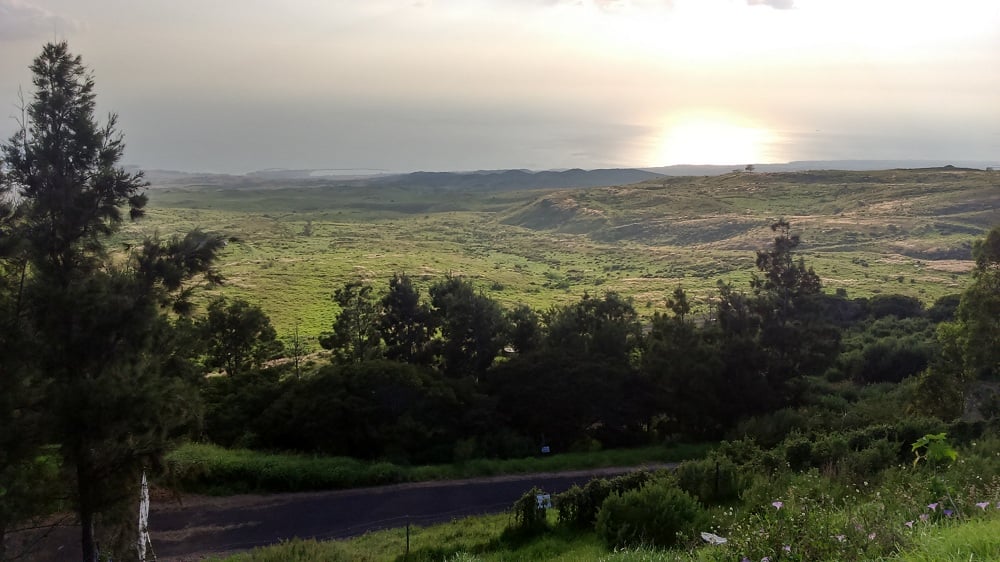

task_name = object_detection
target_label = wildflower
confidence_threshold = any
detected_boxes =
[741,558,750,562]
[868,532,877,541]
[905,521,914,528]
[783,545,791,552]
[976,502,989,511]
[927,502,939,511]
[772,501,783,510]
[919,514,929,522]
[834,534,846,543]
[944,509,953,517]
[762,557,771,562]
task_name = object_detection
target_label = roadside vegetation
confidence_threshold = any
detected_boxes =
[210,433,1000,561]
[165,442,708,495]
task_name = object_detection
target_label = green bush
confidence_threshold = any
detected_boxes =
[556,470,654,530]
[505,487,549,538]
[595,479,704,549]
[674,456,745,505]
[810,432,850,468]
[782,432,814,471]
[731,408,807,448]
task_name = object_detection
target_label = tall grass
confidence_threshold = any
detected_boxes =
[166,442,710,495]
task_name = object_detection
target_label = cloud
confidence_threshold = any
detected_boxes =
[0,0,79,41]
[747,0,794,9]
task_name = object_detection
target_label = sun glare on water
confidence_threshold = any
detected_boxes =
[654,114,775,167]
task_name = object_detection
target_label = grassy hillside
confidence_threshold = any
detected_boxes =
[123,167,999,347]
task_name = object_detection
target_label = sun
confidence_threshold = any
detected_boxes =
[655,114,774,166]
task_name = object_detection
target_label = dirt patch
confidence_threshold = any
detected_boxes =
[924,260,975,273]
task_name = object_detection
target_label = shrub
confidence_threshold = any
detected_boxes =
[595,478,704,549]
[556,470,653,530]
[674,456,745,505]
[505,487,549,538]
[731,408,807,448]
[782,432,814,471]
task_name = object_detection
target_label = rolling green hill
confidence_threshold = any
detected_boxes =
[125,167,999,347]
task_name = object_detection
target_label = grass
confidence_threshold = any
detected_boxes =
[165,442,711,495]
[893,516,1000,561]
[118,168,998,350]
[206,512,607,562]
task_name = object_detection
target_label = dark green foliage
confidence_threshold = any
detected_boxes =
[555,470,653,530]
[595,478,704,549]
[254,360,466,463]
[1,43,147,284]
[868,294,925,319]
[927,293,961,323]
[201,367,284,448]
[378,273,435,364]
[751,219,822,301]
[166,444,406,495]
[505,487,549,539]
[751,221,840,398]
[505,303,542,354]
[543,291,642,363]
[674,456,745,505]
[429,276,509,377]
[27,266,211,560]
[732,408,809,448]
[0,198,53,556]
[827,315,938,383]
[486,350,650,451]
[133,229,225,314]
[956,225,1000,380]
[200,296,282,376]
[320,281,382,364]
[642,305,727,438]
[854,337,932,383]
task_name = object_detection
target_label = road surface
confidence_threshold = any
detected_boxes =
[19,464,671,561]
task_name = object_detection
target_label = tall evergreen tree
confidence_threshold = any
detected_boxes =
[1,42,223,562]
[320,281,382,364]
[378,273,436,364]
[429,276,508,378]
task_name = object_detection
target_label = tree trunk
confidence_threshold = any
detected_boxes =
[80,506,97,562]
[78,463,98,562]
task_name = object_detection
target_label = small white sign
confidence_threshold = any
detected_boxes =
[536,494,552,509]
[540,446,551,454]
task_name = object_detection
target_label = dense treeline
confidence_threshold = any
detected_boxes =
[199,220,999,464]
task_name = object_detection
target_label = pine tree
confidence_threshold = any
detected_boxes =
[2,42,223,562]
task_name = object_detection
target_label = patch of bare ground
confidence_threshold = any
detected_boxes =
[876,254,916,265]
[924,260,975,274]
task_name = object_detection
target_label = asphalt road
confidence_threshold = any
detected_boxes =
[19,464,671,561]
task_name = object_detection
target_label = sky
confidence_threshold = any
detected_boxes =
[0,0,998,174]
